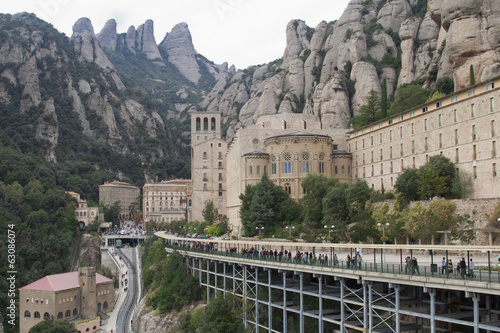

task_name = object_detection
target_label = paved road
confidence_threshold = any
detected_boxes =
[116,248,138,333]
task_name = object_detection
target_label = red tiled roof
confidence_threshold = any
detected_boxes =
[20,272,112,292]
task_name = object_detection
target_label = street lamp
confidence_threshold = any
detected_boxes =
[378,222,390,243]
[286,226,295,237]
[324,225,334,241]
[256,226,264,236]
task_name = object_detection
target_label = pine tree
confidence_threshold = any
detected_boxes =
[381,78,388,118]
[470,64,476,86]
[248,173,275,234]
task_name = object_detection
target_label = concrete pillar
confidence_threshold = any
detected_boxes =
[429,288,436,333]
[299,273,304,333]
[233,265,236,296]
[268,270,272,333]
[318,275,323,333]
[255,268,259,333]
[244,266,248,328]
[214,262,218,298]
[395,285,400,333]
[473,293,480,333]
[199,259,202,287]
[363,282,368,330]
[368,282,373,331]
[223,263,226,299]
[283,272,287,332]
[340,278,346,332]
[207,261,210,303]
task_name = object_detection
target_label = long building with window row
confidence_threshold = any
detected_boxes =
[347,77,499,198]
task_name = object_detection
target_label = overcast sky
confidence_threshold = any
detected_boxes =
[3,0,350,69]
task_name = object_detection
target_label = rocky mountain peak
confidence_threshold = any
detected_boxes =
[136,19,162,61]
[159,22,201,84]
[71,17,95,38]
[96,19,118,50]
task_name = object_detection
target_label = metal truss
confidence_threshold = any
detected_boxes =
[177,250,500,333]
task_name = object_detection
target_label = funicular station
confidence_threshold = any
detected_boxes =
[156,232,500,333]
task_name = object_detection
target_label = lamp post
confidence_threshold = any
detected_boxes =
[324,225,334,242]
[286,226,295,237]
[378,222,390,243]
[256,226,264,236]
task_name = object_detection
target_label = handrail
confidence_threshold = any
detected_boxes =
[155,232,500,252]
[163,243,500,287]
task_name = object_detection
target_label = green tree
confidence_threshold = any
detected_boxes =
[248,174,275,234]
[145,248,202,313]
[389,83,431,115]
[187,295,244,333]
[349,90,381,127]
[239,173,301,236]
[239,184,256,230]
[436,76,454,95]
[103,201,121,226]
[450,171,474,198]
[381,78,388,118]
[417,165,448,200]
[470,64,475,86]
[29,318,77,333]
[426,155,456,195]
[426,90,446,103]
[202,200,218,224]
[302,174,340,228]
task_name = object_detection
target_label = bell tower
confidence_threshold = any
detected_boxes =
[78,267,97,318]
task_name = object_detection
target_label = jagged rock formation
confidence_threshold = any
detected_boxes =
[159,22,201,83]
[200,0,500,142]
[0,13,177,178]
[96,19,118,50]
[96,19,234,85]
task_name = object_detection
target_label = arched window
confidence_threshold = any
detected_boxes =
[24,310,31,318]
[34,311,40,319]
[65,310,71,317]
[73,308,78,316]
[318,153,325,173]
[271,155,277,175]
[196,117,201,131]
[211,117,216,131]
[301,153,310,173]
[103,301,108,309]
[44,312,50,320]
[284,183,291,195]
[203,117,208,131]
[283,153,292,174]
[57,312,63,319]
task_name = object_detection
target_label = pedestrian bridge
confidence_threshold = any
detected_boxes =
[156,232,500,333]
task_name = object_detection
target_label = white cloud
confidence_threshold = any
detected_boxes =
[3,0,350,69]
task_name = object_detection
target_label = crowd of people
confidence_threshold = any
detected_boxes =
[165,239,480,279]
[441,257,475,278]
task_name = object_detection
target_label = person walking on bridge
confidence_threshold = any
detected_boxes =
[441,257,447,275]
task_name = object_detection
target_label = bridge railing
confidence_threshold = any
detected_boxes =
[165,243,500,284]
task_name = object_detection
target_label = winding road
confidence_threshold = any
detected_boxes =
[115,248,138,333]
